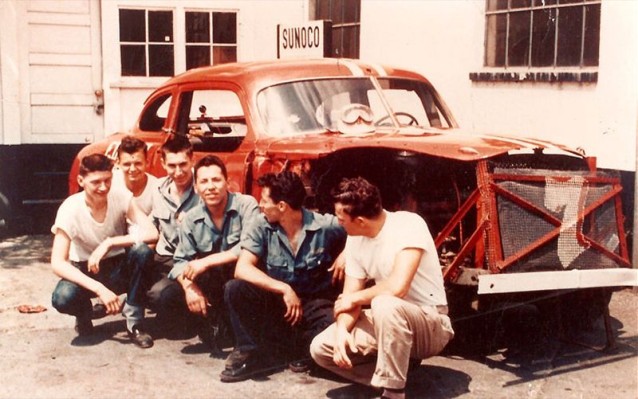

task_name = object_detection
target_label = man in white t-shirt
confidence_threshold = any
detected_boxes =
[50,154,159,348]
[310,177,454,399]
[112,135,158,216]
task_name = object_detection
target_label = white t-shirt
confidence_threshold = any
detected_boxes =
[345,211,447,307]
[111,169,158,215]
[51,189,132,262]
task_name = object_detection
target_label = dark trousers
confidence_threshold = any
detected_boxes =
[224,279,335,359]
[51,243,153,320]
[146,255,232,337]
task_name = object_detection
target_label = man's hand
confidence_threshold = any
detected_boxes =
[183,280,210,316]
[333,324,357,369]
[95,285,122,315]
[328,251,346,285]
[333,293,358,317]
[183,259,208,281]
[282,285,302,326]
[88,239,111,274]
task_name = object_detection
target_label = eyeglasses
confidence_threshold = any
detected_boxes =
[341,104,374,125]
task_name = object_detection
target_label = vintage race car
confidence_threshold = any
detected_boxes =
[70,59,636,341]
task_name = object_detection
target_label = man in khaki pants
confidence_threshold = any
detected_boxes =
[310,177,454,399]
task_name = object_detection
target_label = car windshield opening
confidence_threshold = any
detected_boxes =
[257,77,451,137]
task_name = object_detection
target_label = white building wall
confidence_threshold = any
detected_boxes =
[361,0,638,172]
[100,0,305,137]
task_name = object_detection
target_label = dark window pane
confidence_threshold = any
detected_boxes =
[119,9,145,42]
[121,45,145,76]
[583,4,600,66]
[534,0,557,5]
[340,25,359,58]
[487,0,508,12]
[332,26,343,57]
[186,46,211,69]
[149,44,174,76]
[213,46,237,64]
[559,0,584,4]
[557,6,583,65]
[485,14,506,66]
[149,11,173,42]
[343,0,359,23]
[508,11,531,66]
[314,0,331,20]
[213,13,236,43]
[531,8,556,66]
[510,0,531,9]
[332,0,344,24]
[186,12,210,43]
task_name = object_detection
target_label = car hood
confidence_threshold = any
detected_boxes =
[258,128,585,162]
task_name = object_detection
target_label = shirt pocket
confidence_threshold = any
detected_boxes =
[266,253,292,282]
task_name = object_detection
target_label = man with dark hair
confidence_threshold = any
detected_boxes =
[113,135,158,215]
[220,171,346,383]
[310,177,454,399]
[170,155,259,353]
[145,135,202,336]
[51,154,158,348]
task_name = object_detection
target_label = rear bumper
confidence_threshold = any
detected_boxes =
[478,268,638,295]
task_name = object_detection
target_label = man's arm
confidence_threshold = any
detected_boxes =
[235,249,303,325]
[333,248,423,315]
[87,200,159,273]
[332,274,366,369]
[51,231,122,315]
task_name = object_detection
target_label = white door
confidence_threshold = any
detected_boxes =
[22,0,103,144]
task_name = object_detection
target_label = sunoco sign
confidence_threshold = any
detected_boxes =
[277,20,332,59]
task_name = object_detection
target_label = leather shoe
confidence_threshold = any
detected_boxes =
[220,350,260,382]
[127,325,154,349]
[288,359,311,373]
[91,303,107,319]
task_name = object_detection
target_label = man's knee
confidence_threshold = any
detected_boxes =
[128,243,154,265]
[148,279,183,309]
[309,324,335,365]
[51,281,81,314]
[223,279,250,306]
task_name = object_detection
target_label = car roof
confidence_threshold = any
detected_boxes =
[154,58,430,95]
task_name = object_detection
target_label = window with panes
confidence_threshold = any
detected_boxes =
[185,11,237,70]
[311,0,360,58]
[485,0,600,68]
[119,9,175,77]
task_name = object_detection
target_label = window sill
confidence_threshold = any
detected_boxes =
[469,71,598,83]
[110,77,169,90]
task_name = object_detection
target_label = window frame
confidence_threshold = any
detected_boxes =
[184,10,238,70]
[484,0,601,69]
[119,8,175,77]
[310,0,361,59]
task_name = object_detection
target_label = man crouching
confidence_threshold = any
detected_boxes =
[51,154,158,348]
[310,177,454,399]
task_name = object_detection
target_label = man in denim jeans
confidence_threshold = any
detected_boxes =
[51,154,158,348]
[220,171,346,382]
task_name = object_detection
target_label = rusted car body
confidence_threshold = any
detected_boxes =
[70,59,635,335]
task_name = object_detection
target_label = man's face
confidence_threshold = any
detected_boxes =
[117,150,147,184]
[259,187,283,223]
[78,171,112,200]
[334,203,361,236]
[161,151,193,188]
[195,164,228,210]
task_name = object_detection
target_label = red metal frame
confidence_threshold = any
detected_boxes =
[436,161,631,283]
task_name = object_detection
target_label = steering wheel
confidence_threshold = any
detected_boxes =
[375,112,419,127]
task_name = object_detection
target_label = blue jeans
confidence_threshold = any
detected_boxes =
[51,243,154,331]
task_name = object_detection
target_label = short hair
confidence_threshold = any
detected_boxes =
[331,177,383,219]
[194,155,228,180]
[118,135,147,158]
[160,134,192,160]
[257,171,306,210]
[79,154,114,177]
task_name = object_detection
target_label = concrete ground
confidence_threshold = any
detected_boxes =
[0,234,636,399]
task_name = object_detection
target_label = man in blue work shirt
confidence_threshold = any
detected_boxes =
[220,171,347,383]
[171,155,259,354]
[146,135,201,335]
